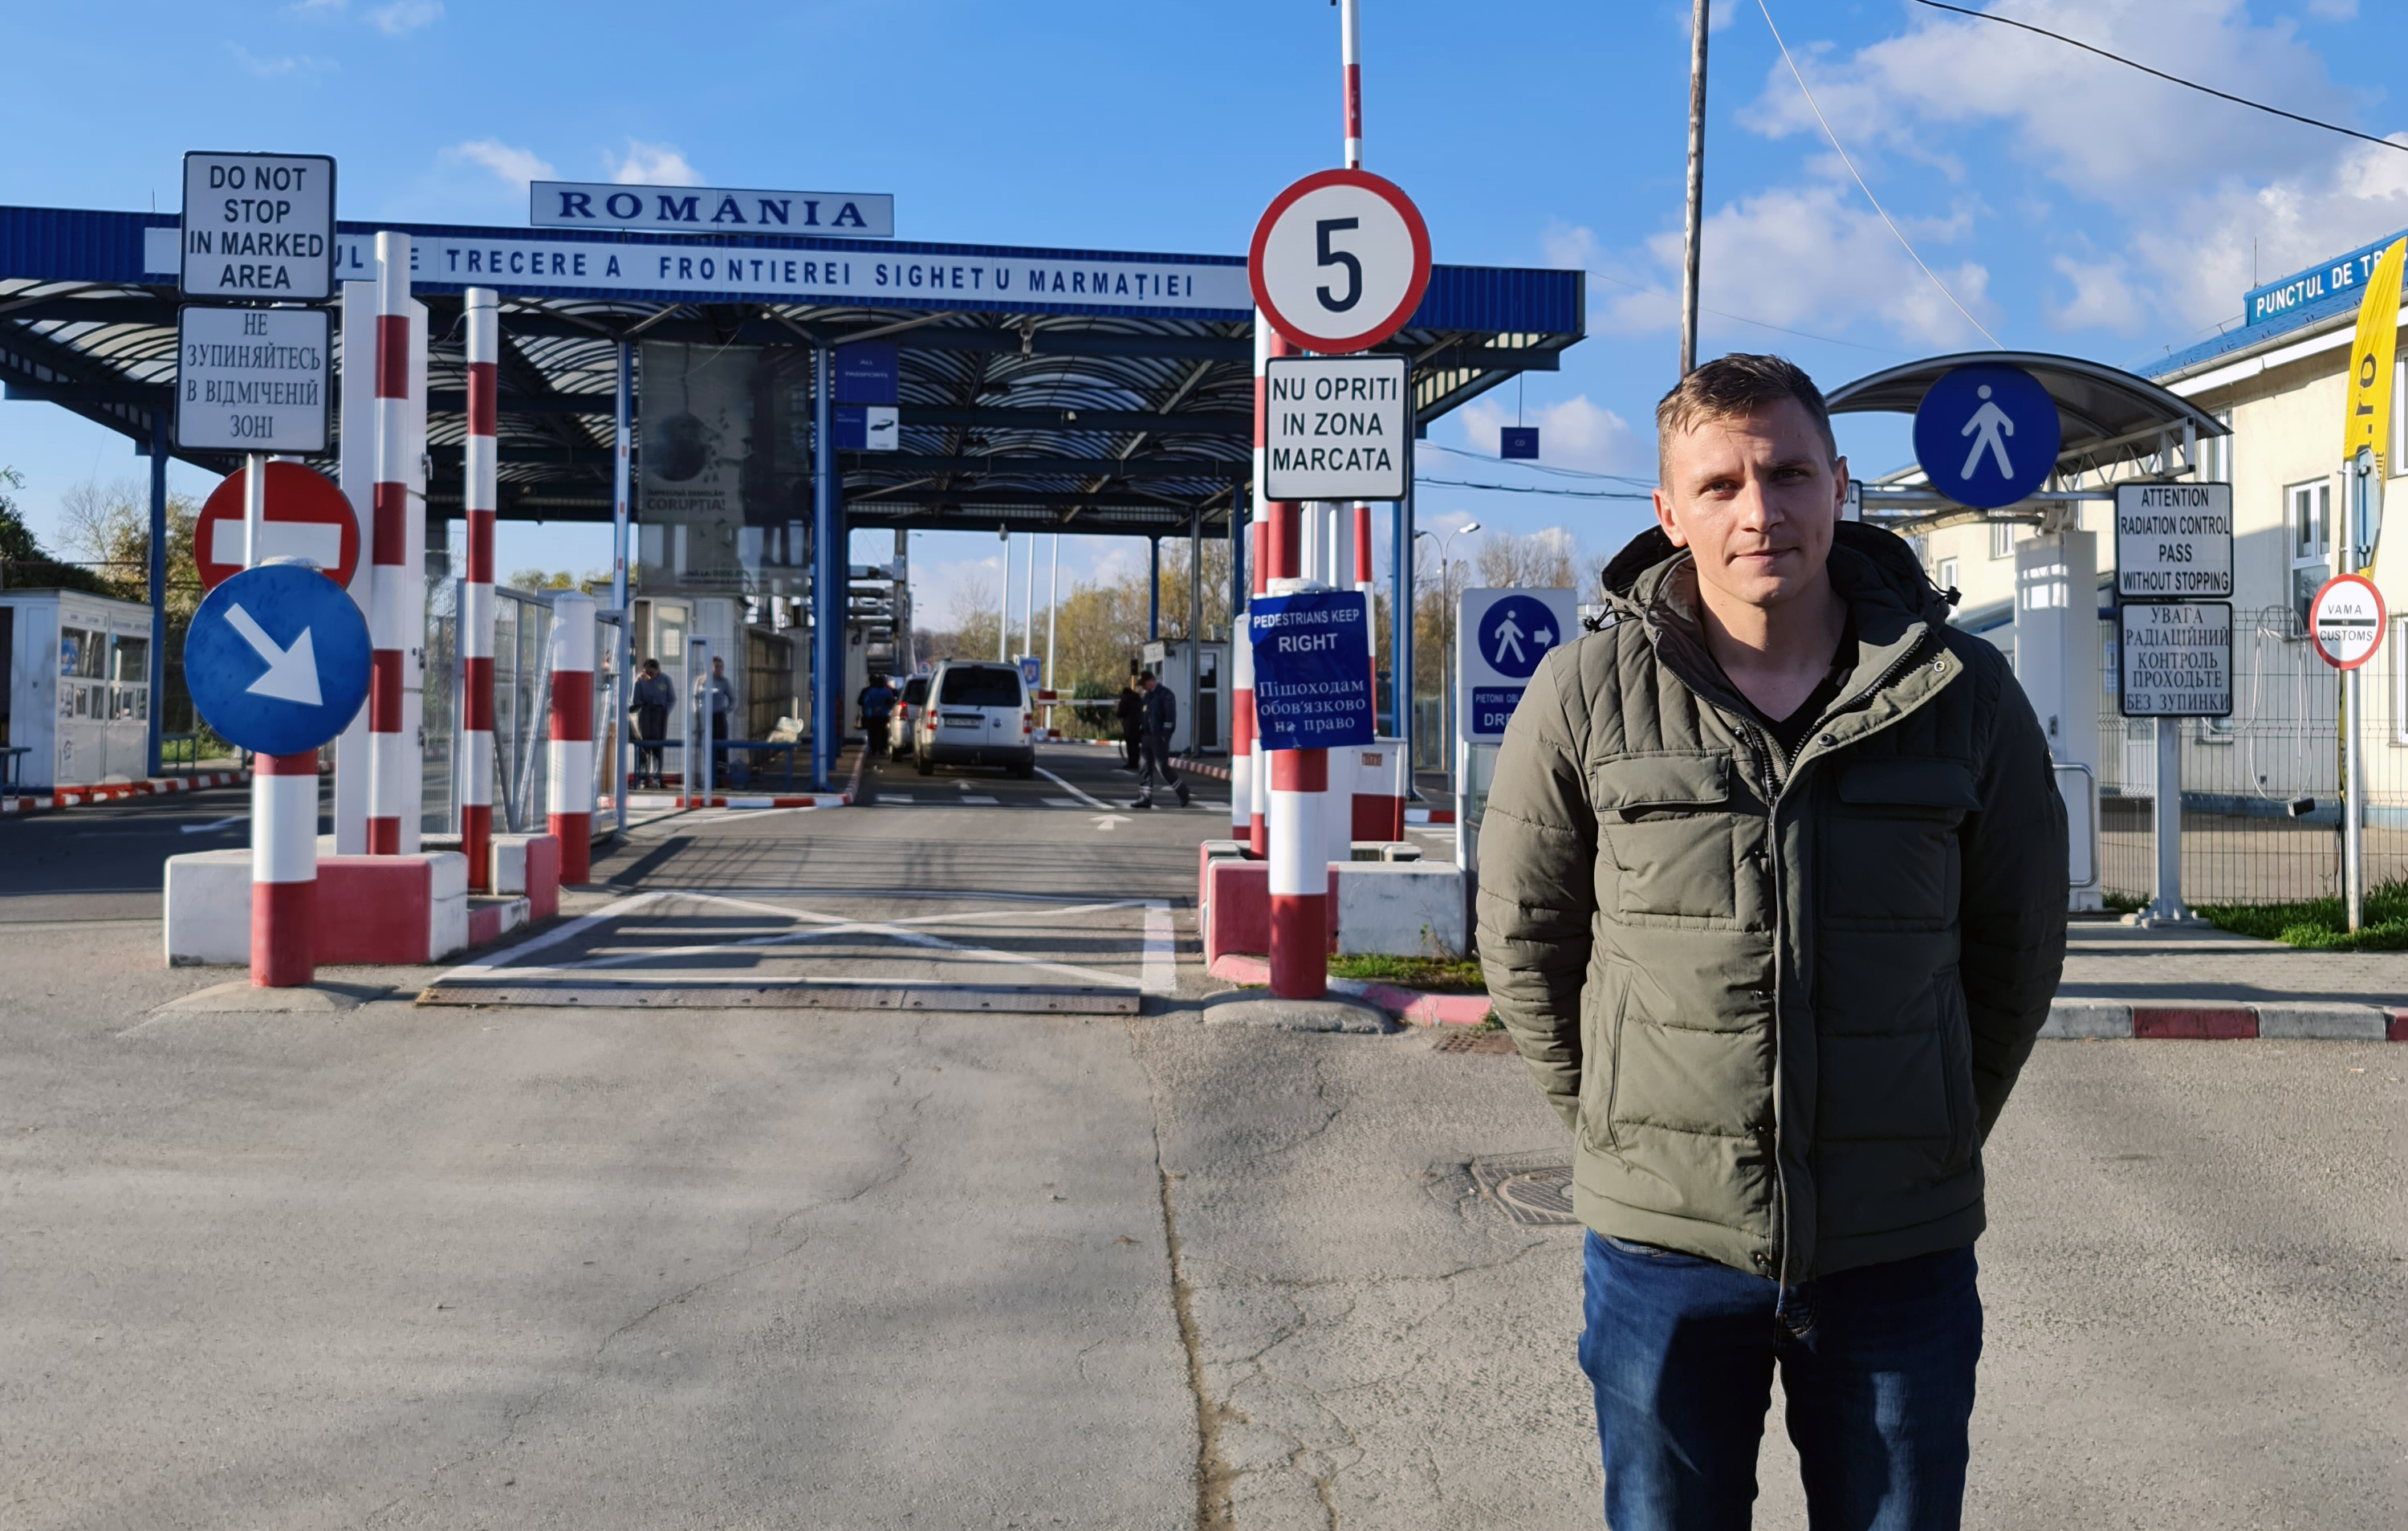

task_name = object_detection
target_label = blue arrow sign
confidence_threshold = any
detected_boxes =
[184,562,372,757]
[1912,363,2060,511]
[1475,593,1562,680]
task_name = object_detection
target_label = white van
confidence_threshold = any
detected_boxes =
[914,661,1035,777]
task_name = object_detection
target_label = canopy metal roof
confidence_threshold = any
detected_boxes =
[0,206,1585,540]
[1826,349,2227,487]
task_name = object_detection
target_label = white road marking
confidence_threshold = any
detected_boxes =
[1035,765,1112,810]
[1141,902,1176,994]
[1089,813,1131,832]
[959,796,999,804]
[179,816,247,834]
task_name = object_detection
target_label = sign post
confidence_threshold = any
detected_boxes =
[2312,572,2387,932]
[182,563,372,987]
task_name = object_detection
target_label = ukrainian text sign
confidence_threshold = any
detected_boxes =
[2118,601,2233,717]
[1247,591,1374,750]
[2114,482,2232,599]
[175,307,329,453]
[1263,354,1407,501]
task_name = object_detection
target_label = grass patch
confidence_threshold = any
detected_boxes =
[1327,954,1487,993]
[2195,877,2408,951]
[2101,890,2146,915]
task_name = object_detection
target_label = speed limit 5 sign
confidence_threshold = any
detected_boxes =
[1249,169,1431,354]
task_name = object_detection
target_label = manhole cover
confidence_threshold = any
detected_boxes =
[1469,1152,1580,1227]
[1434,1029,1515,1054]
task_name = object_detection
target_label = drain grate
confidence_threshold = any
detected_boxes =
[1434,1029,1515,1054]
[1469,1151,1580,1227]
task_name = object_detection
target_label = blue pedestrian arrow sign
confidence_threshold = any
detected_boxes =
[1456,587,1579,743]
[1912,363,2060,510]
[184,561,372,757]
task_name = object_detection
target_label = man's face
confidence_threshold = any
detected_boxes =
[1652,397,1848,612]
[641,663,657,677]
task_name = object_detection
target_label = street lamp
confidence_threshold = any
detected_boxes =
[1414,521,1479,784]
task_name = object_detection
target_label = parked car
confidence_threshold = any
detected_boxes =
[893,675,929,759]
[914,661,1035,777]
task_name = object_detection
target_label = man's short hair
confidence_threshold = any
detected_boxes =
[1654,353,1838,484]
[641,658,657,668]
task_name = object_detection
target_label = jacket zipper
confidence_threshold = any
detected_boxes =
[1754,633,1938,1292]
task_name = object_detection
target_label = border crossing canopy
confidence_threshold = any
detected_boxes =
[0,203,1583,545]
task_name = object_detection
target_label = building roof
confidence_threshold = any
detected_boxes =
[0,206,1585,540]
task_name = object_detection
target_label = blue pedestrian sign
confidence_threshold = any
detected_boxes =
[1911,363,2060,511]
[1247,590,1374,751]
[184,562,372,757]
[1456,587,1579,743]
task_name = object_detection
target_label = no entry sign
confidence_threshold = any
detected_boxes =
[2309,572,2386,670]
[1248,169,1430,354]
[193,461,359,592]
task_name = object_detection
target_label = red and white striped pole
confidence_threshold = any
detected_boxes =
[366,233,411,855]
[547,593,597,884]
[1341,0,1363,171]
[1230,564,1253,848]
[251,750,317,987]
[462,287,498,890]
[1247,515,1270,857]
[1256,311,1324,999]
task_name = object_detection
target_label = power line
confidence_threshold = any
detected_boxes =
[1914,0,2408,156]
[1418,442,1658,487]
[1414,475,1653,500]
[1754,0,2005,348]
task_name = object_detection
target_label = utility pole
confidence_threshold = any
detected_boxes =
[1680,0,1710,377]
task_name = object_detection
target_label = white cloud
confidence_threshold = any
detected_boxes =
[442,139,557,189]
[2045,253,2146,334]
[1594,183,1996,348]
[1540,221,1601,271]
[605,140,704,187]
[226,43,336,78]
[2306,0,2357,18]
[1456,394,1642,474]
[364,0,442,34]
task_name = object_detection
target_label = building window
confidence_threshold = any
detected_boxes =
[1989,521,2015,560]
[1935,556,1959,595]
[2289,478,2332,625]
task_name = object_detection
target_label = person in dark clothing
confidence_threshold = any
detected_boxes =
[1128,671,1189,808]
[1115,676,1146,769]
[858,676,897,757]
[629,658,673,788]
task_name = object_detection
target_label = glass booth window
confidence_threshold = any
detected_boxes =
[59,626,104,678]
[2289,479,2331,627]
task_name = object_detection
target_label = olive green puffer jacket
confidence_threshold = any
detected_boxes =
[1476,523,2066,1282]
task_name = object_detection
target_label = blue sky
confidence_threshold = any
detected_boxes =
[5,0,2404,623]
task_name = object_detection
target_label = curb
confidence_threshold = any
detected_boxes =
[1207,952,1492,1027]
[2044,998,2408,1040]
[627,792,849,810]
[1174,756,1232,783]
[2,769,251,815]
[1404,806,1455,825]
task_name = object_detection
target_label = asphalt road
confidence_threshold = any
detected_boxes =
[2,747,2402,1529]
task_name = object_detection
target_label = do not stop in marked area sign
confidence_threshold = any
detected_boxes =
[1249,169,1430,354]
[193,460,360,592]
[1247,590,1374,751]
[1263,353,1407,501]
[2119,601,2233,717]
[181,151,336,303]
[2309,572,2386,670]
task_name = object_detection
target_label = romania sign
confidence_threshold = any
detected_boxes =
[531,181,893,238]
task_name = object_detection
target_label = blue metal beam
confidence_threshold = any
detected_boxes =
[811,344,840,792]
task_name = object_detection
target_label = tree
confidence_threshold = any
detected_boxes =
[1475,527,1578,591]
[0,467,112,595]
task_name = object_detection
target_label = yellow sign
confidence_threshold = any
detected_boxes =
[2341,237,2405,473]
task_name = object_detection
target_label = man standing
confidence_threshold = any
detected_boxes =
[858,674,897,758]
[1477,354,2065,1529]
[1115,675,1146,770]
[629,658,673,788]
[695,655,735,784]
[1126,671,1189,809]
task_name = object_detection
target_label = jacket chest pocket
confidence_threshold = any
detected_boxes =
[1825,759,1976,926]
[1592,752,1738,921]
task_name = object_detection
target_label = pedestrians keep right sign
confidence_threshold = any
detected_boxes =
[184,561,372,756]
[1457,588,1579,743]
[1247,589,1374,751]
[1911,363,2060,511]
[2118,601,2233,718]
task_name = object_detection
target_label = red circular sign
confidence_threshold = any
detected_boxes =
[193,461,360,592]
[1248,168,1431,354]
[2308,572,2386,670]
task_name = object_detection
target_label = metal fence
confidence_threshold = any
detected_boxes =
[2095,605,2408,904]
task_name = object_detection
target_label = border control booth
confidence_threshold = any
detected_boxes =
[0,198,1583,813]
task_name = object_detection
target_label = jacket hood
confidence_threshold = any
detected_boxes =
[1597,520,1954,632]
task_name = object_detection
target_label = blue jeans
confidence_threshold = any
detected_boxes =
[1580,1231,1981,1531]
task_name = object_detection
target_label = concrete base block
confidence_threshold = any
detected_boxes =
[2255,1004,2390,1040]
[151,980,371,1015]
[1201,993,1396,1034]
[1333,862,1467,959]
[165,849,253,966]
[491,833,562,919]
[2039,1000,2133,1039]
